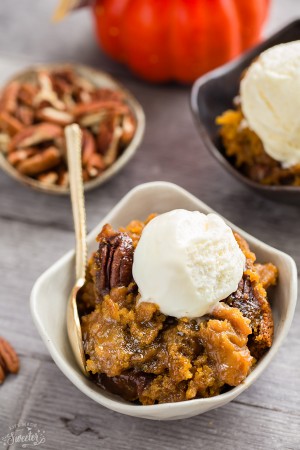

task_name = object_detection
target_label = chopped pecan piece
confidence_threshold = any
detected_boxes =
[0,111,24,135]
[0,81,20,113]
[91,88,124,103]
[81,128,96,166]
[94,225,134,299]
[86,153,105,178]
[79,111,107,128]
[8,122,63,151]
[57,168,69,187]
[121,114,136,146]
[50,68,75,95]
[0,133,10,153]
[7,148,38,166]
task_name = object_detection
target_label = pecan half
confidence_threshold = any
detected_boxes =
[97,116,115,155]
[34,70,66,111]
[18,83,38,106]
[0,81,20,113]
[38,171,59,185]
[9,122,63,151]
[0,337,20,384]
[17,146,61,176]
[7,148,38,166]
[0,133,10,153]
[103,125,123,167]
[94,225,134,299]
[16,105,34,126]
[81,128,96,166]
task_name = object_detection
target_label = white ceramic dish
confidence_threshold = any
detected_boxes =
[30,182,298,420]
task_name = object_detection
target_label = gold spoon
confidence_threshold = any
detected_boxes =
[65,123,88,376]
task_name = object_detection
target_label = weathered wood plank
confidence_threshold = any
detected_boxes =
[235,331,300,415]
[2,360,299,450]
[0,357,40,437]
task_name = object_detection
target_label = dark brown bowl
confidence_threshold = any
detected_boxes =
[191,20,300,205]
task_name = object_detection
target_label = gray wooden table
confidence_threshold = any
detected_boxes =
[0,1,299,449]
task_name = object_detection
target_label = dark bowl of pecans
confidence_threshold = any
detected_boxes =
[0,63,145,194]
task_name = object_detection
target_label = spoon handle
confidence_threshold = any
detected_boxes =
[65,124,87,282]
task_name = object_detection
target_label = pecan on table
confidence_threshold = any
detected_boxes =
[94,224,134,299]
[0,337,20,385]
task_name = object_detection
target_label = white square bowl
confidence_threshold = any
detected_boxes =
[30,182,298,420]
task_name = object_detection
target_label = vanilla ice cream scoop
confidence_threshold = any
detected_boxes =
[241,41,300,168]
[132,210,245,318]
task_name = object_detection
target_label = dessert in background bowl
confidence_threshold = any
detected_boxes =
[30,182,298,419]
[0,63,145,194]
[217,41,300,187]
[191,20,300,204]
[79,209,277,404]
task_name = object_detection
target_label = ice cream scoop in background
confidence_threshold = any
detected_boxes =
[132,209,245,319]
[240,41,300,168]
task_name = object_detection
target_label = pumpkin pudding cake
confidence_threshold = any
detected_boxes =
[217,41,300,186]
[79,210,277,405]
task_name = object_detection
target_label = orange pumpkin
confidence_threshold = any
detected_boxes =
[92,0,271,83]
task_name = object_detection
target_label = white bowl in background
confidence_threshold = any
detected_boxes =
[30,182,298,420]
